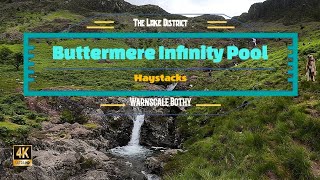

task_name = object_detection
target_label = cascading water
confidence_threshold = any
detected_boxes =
[110,112,160,180]
[109,84,177,180]
[110,112,151,158]
[110,83,177,158]
[166,83,178,91]
[128,114,145,146]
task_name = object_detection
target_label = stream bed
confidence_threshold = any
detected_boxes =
[109,114,159,180]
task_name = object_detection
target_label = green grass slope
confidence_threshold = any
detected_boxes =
[163,23,320,180]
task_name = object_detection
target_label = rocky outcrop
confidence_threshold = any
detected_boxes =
[26,96,181,149]
[144,149,185,176]
[0,120,148,180]
[145,157,163,175]
[26,97,134,147]
[236,0,320,24]
[0,140,11,175]
[141,115,180,148]
[1,96,182,179]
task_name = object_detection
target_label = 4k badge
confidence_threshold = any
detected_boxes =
[13,145,32,167]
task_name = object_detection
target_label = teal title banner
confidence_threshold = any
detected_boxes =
[23,32,298,97]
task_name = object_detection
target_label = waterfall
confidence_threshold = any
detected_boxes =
[110,83,177,158]
[128,114,145,146]
[110,84,177,179]
[166,83,178,91]
[110,109,151,158]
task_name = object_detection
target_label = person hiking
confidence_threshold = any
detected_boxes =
[252,38,257,47]
[306,54,317,82]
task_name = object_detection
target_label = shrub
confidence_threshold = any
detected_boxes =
[0,47,13,64]
[60,110,73,123]
[16,126,30,136]
[10,115,25,125]
[0,114,5,122]
[1,94,24,104]
[84,123,98,129]
[60,109,87,124]
[26,112,37,120]
[36,116,48,123]
[10,52,23,71]
[14,104,28,115]
[0,127,9,136]
[80,157,97,169]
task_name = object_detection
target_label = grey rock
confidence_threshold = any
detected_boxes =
[145,157,163,175]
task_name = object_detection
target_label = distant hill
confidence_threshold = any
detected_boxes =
[235,0,320,24]
[0,0,168,19]
[61,0,168,15]
[194,14,225,21]
[0,0,227,36]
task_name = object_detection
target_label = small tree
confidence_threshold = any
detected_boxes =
[0,47,13,64]
[11,52,23,71]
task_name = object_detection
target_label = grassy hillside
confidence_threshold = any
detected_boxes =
[163,23,320,179]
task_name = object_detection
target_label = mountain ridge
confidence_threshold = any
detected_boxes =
[235,0,320,24]
[0,0,168,20]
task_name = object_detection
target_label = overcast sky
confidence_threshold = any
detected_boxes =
[125,0,265,17]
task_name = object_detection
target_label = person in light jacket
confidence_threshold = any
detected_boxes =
[306,54,317,82]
